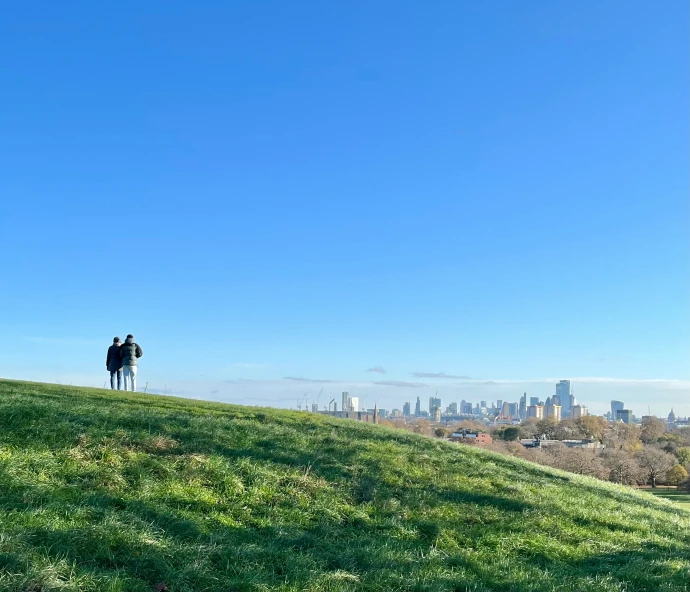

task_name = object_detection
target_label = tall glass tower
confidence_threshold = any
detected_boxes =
[556,380,572,416]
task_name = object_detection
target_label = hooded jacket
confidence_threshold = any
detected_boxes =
[106,344,123,372]
[120,338,143,367]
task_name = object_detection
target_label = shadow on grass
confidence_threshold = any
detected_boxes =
[0,384,689,591]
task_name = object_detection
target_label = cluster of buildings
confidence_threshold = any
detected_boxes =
[387,380,587,424]
[315,383,684,432]
[317,381,589,425]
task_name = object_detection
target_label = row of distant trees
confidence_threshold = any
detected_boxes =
[381,415,688,489]
[489,415,688,488]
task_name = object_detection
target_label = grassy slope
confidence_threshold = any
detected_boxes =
[0,380,688,592]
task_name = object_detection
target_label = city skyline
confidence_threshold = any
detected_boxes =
[4,365,686,418]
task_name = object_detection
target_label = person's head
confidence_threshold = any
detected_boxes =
[126,334,134,340]
[113,337,121,345]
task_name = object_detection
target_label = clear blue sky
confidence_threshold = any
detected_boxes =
[0,1,687,414]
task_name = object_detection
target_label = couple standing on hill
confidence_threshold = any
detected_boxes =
[106,335,143,391]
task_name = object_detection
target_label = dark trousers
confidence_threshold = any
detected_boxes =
[110,370,123,390]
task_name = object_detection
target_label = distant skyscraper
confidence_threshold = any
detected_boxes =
[571,405,587,418]
[519,393,527,419]
[429,396,442,416]
[556,380,572,416]
[530,396,539,406]
[447,402,458,414]
[342,392,352,412]
[480,401,487,408]
[415,396,421,417]
[616,409,632,424]
[496,399,503,410]
[527,405,544,419]
[311,403,318,413]
[568,393,576,415]
[611,400,624,421]
[351,396,360,412]
[403,402,411,416]
[546,404,562,421]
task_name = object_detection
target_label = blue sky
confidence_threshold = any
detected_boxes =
[0,1,687,415]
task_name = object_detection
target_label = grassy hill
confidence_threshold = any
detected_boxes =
[0,380,688,592]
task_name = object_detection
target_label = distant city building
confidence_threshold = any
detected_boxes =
[342,392,352,412]
[390,409,403,418]
[451,432,493,445]
[403,402,411,416]
[568,393,577,416]
[527,405,544,419]
[433,408,441,422]
[611,400,624,421]
[311,403,319,413]
[556,380,572,416]
[415,396,421,417]
[616,409,632,424]
[351,396,360,412]
[429,396,441,416]
[520,438,604,450]
[503,402,518,419]
[546,404,562,421]
[668,409,677,424]
[519,393,527,419]
[460,400,473,415]
[496,399,503,410]
[446,402,458,415]
[530,396,540,406]
[571,404,588,419]
[480,401,487,408]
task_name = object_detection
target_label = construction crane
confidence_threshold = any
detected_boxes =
[296,392,308,411]
[327,397,335,411]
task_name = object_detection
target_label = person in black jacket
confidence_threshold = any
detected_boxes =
[120,334,143,392]
[105,337,123,390]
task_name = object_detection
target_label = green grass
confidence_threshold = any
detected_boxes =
[646,487,690,509]
[0,379,688,592]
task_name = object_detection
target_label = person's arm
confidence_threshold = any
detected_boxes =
[106,347,111,368]
[136,344,143,358]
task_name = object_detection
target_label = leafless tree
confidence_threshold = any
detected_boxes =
[637,447,676,488]
[601,449,644,485]
[557,448,608,479]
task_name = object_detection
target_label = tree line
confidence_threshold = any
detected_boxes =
[381,415,688,489]
[490,415,687,488]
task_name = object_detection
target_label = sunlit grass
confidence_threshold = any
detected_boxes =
[0,378,688,591]
[646,487,690,509]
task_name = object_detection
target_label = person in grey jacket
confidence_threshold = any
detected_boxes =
[120,334,143,392]
[105,337,123,390]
